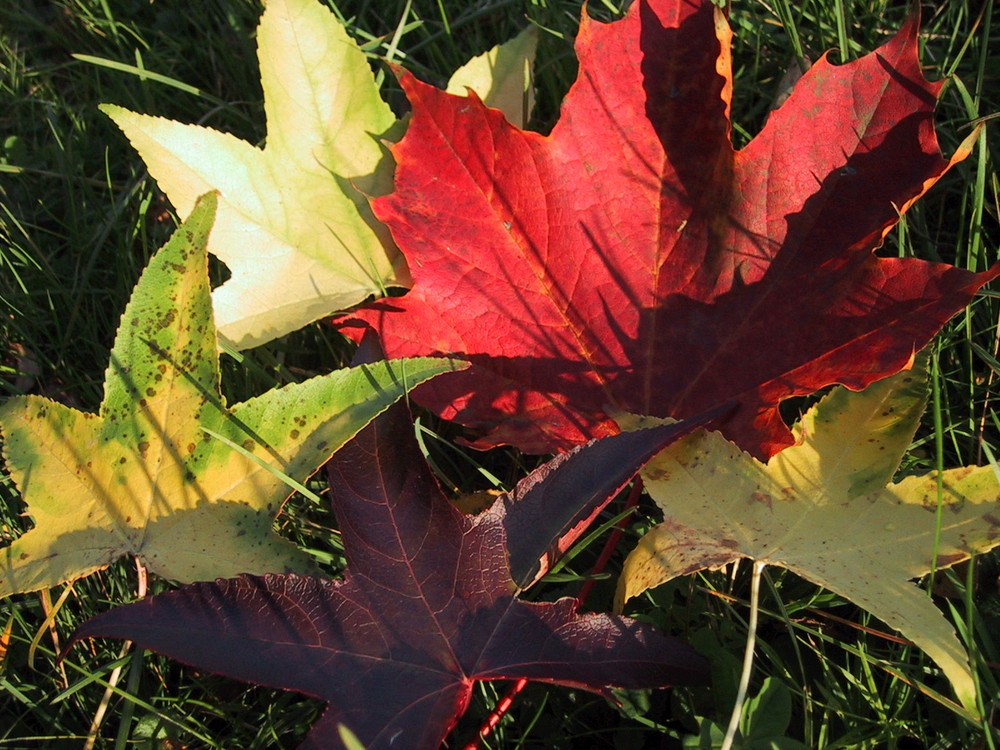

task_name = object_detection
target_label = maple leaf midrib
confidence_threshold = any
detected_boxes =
[267,35,360,180]
[553,118,685,417]
[272,6,322,164]
[417,82,620,405]
[640,1,732,415]
[133,315,214,551]
[373,444,468,674]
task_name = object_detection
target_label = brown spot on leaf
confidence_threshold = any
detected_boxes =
[936,552,966,568]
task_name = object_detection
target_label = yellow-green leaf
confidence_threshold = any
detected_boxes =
[103,0,405,350]
[105,0,538,351]
[0,193,463,598]
[617,359,1000,714]
[447,26,538,128]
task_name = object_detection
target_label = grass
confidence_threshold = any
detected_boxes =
[1,0,998,747]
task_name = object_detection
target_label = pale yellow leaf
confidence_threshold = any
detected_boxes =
[447,26,538,128]
[103,0,406,350]
[107,2,541,350]
[618,360,1000,714]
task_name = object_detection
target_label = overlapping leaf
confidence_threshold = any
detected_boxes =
[616,358,1000,713]
[0,193,462,597]
[340,0,998,458]
[107,0,537,350]
[69,399,728,749]
[447,25,537,129]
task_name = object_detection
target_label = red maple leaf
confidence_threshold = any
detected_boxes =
[339,0,998,458]
[69,402,722,749]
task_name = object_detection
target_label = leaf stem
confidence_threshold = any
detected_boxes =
[464,678,529,750]
[575,478,645,608]
[721,560,765,750]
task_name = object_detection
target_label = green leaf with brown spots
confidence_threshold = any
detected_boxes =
[0,193,464,598]
[616,357,1000,714]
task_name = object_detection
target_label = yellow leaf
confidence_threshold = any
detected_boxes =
[106,1,539,351]
[618,357,999,715]
[104,0,405,350]
[0,193,463,597]
[447,26,538,128]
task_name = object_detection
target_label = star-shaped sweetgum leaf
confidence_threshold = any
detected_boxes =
[339,0,999,459]
[0,192,463,598]
[69,399,726,749]
[617,357,1000,714]
[104,0,405,350]
[106,0,537,350]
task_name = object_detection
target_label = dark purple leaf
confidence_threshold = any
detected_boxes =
[69,402,717,749]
